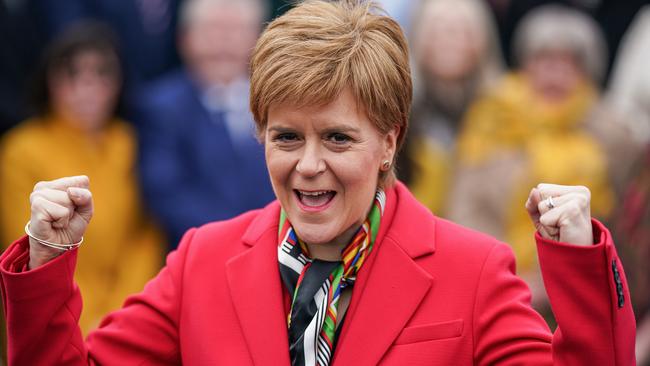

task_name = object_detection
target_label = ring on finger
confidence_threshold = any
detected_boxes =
[546,196,555,210]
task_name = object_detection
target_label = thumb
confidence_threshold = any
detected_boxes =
[67,187,93,223]
[525,188,542,224]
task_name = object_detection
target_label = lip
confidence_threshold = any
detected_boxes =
[293,189,336,213]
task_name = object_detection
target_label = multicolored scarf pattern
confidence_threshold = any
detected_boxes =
[278,190,386,366]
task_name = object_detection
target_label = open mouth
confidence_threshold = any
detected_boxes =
[294,189,336,211]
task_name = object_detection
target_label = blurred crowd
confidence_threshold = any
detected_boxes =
[0,0,649,364]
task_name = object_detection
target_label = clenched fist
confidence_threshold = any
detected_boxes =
[28,175,93,269]
[525,183,593,246]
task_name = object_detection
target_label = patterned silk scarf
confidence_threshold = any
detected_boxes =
[278,190,386,366]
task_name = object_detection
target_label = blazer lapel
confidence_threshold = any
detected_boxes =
[225,183,435,366]
[332,238,433,365]
[226,203,291,366]
[333,183,436,365]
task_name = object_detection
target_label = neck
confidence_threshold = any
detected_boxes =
[50,111,106,139]
[305,222,361,262]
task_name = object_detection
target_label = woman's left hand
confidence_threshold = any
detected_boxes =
[525,184,593,246]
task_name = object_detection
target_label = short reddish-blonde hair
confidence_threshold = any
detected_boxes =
[250,0,412,184]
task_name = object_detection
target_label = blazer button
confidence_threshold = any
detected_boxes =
[612,260,624,308]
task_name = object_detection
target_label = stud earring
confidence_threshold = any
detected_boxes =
[381,160,391,171]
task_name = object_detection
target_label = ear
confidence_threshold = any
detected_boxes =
[383,125,400,163]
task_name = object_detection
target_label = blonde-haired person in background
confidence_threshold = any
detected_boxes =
[0,22,164,334]
[0,1,635,365]
[399,0,503,216]
[451,4,616,313]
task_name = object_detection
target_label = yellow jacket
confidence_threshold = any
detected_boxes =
[0,115,164,334]
[407,137,452,216]
[454,73,614,271]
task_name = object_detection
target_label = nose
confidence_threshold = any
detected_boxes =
[296,141,326,177]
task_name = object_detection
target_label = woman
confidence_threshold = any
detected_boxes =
[0,1,634,365]
[400,0,503,215]
[451,5,614,280]
[0,22,164,333]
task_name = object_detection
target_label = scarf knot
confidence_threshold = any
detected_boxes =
[277,190,386,366]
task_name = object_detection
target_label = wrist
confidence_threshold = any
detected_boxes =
[28,237,63,270]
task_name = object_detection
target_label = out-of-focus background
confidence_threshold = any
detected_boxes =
[0,0,649,364]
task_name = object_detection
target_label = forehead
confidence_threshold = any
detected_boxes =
[267,88,374,129]
[52,49,116,75]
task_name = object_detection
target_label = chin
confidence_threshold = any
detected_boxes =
[293,221,338,246]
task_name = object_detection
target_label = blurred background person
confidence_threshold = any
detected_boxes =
[0,0,45,136]
[607,5,650,365]
[0,22,164,334]
[133,0,275,248]
[377,0,417,35]
[607,4,650,152]
[613,148,650,366]
[30,0,182,92]
[398,0,504,216]
[486,0,649,81]
[449,4,614,313]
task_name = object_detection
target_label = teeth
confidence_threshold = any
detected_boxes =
[296,189,335,208]
[299,190,330,196]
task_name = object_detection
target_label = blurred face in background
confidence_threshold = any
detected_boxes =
[48,50,121,133]
[180,1,262,86]
[414,1,486,82]
[524,49,584,103]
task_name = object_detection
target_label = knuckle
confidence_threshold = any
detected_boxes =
[33,180,47,191]
[537,202,547,213]
[539,215,551,226]
[559,217,572,227]
[30,195,45,209]
[577,185,590,197]
[61,206,72,218]
[568,201,581,215]
[577,195,588,207]
[29,190,40,204]
[33,211,47,223]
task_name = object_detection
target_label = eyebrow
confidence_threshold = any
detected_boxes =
[267,126,295,134]
[321,125,361,134]
[267,124,362,134]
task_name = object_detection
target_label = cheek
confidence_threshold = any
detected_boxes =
[51,82,75,107]
[265,149,295,188]
[334,152,380,192]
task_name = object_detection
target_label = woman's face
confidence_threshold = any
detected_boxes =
[416,4,484,82]
[265,88,398,248]
[524,49,584,103]
[49,50,121,132]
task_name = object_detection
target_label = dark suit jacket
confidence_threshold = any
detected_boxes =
[133,70,275,247]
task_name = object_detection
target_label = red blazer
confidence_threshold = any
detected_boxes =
[0,183,636,365]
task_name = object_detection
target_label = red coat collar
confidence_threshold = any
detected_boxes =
[229,181,436,365]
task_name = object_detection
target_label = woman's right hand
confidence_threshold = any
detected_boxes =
[28,176,93,269]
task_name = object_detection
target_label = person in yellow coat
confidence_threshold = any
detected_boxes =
[398,0,503,216]
[0,22,164,334]
[450,5,614,310]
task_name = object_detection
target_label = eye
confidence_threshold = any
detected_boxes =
[327,132,351,144]
[276,132,297,141]
[271,132,300,146]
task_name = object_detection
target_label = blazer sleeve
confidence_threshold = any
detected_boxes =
[536,219,636,365]
[0,228,196,365]
[472,219,635,365]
